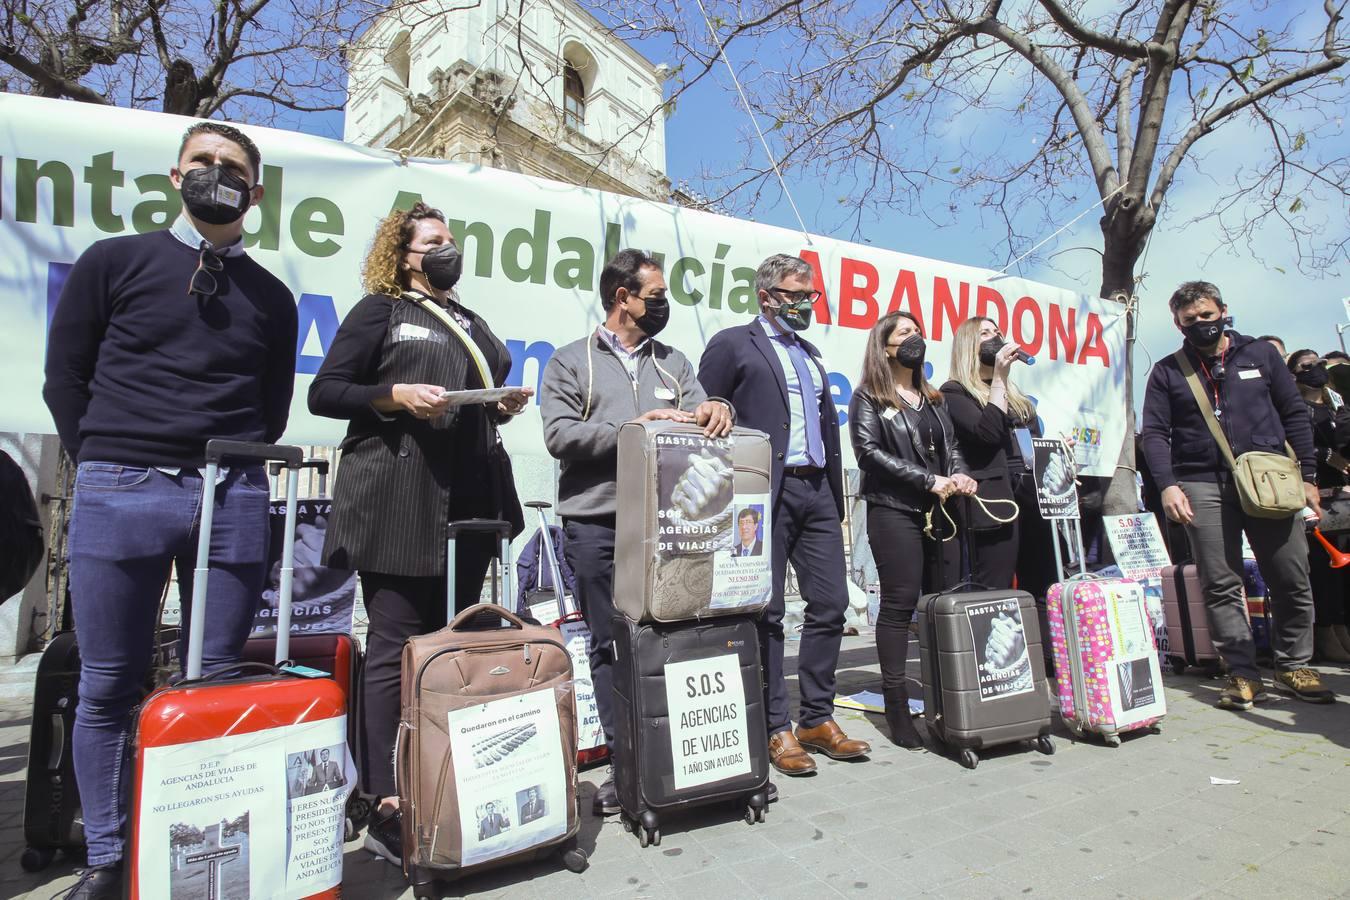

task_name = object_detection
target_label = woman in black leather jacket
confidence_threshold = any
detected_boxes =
[849,311,976,747]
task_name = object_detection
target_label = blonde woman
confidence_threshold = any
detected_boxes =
[940,318,1049,593]
[308,202,531,865]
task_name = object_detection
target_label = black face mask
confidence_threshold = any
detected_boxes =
[1296,364,1329,389]
[978,337,1004,366]
[894,334,926,369]
[631,296,670,338]
[1181,315,1232,349]
[414,244,464,291]
[180,165,253,225]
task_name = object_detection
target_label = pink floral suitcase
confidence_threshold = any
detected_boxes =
[1047,576,1166,746]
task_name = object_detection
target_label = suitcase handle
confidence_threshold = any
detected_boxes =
[446,519,512,540]
[448,601,528,632]
[268,457,329,477]
[174,660,284,687]
[205,439,303,466]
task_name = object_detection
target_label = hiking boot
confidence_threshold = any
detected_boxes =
[364,807,403,865]
[1217,675,1266,711]
[1274,667,1335,704]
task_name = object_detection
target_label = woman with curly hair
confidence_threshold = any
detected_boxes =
[309,202,531,865]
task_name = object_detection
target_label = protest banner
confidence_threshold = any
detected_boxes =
[0,94,1127,475]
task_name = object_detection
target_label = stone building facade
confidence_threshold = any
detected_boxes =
[344,0,670,200]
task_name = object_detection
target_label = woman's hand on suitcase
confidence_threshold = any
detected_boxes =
[1161,485,1193,525]
[393,383,451,420]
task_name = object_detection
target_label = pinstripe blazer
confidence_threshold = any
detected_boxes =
[310,292,521,576]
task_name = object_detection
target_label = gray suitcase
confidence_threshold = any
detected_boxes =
[916,587,1055,769]
[613,421,773,623]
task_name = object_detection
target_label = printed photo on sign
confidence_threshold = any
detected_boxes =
[284,744,346,799]
[655,433,735,557]
[517,785,547,824]
[1116,659,1157,711]
[447,688,567,868]
[965,599,1034,701]
[710,494,772,611]
[169,814,250,900]
[1032,438,1079,519]
[251,500,357,637]
[665,654,751,791]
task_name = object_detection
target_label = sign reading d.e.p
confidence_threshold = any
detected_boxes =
[665,654,749,790]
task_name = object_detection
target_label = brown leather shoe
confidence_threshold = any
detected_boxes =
[768,730,817,776]
[795,719,871,760]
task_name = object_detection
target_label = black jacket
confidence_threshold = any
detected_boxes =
[309,292,522,576]
[698,321,845,519]
[849,389,969,514]
[940,381,1038,529]
[1140,331,1317,489]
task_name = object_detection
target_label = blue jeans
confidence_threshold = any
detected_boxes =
[68,462,270,866]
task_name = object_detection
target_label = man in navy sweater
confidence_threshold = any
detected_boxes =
[42,121,297,898]
[1140,281,1332,711]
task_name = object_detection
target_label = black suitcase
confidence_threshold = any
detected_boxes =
[21,617,179,872]
[20,630,83,872]
[611,615,770,847]
[916,587,1055,770]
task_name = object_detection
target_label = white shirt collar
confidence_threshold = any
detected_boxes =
[170,215,246,258]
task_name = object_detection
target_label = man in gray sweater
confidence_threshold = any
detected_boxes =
[541,249,732,816]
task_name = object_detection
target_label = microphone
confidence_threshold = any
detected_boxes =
[1013,347,1035,366]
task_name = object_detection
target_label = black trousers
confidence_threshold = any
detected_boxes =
[764,471,849,734]
[968,521,1019,590]
[1309,539,1348,627]
[866,503,957,690]
[357,533,494,799]
[562,516,618,752]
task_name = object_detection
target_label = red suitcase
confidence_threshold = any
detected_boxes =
[128,441,351,899]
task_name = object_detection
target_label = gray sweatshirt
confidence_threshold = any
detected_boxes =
[541,329,709,518]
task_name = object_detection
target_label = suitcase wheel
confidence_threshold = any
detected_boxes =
[959,748,979,770]
[1169,657,1187,676]
[743,804,766,825]
[1036,735,1055,756]
[21,846,57,872]
[1103,734,1121,749]
[559,839,589,873]
[409,865,438,900]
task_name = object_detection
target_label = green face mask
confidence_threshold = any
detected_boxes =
[770,297,814,332]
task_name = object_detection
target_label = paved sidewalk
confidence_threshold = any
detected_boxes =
[3,636,1348,899]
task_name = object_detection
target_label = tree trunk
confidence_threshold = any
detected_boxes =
[1098,195,1153,517]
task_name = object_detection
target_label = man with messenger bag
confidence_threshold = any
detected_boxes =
[1140,280,1334,710]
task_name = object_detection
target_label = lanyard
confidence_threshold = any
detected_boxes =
[1196,346,1228,417]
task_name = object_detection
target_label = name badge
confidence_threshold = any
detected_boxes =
[1239,369,1261,380]
[397,323,430,341]
[654,387,676,401]
[881,407,898,421]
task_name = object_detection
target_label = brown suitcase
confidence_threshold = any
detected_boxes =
[397,519,588,897]
[612,421,774,623]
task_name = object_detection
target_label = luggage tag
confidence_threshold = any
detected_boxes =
[280,663,332,679]
[1014,428,1035,469]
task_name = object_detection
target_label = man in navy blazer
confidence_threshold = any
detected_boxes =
[699,254,870,776]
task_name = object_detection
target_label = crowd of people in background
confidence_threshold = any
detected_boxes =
[38,121,1343,900]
